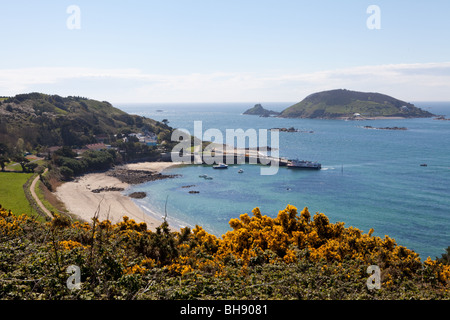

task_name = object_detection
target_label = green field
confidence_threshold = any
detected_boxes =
[0,171,36,216]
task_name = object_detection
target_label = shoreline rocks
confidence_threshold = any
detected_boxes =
[91,186,125,193]
[106,168,180,185]
[128,191,147,199]
[270,127,314,133]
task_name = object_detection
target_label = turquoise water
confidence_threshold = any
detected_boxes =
[120,102,450,259]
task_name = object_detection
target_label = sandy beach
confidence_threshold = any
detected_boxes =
[55,162,181,231]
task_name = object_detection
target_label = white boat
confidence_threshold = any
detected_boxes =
[238,169,244,173]
[213,163,228,169]
[287,159,321,170]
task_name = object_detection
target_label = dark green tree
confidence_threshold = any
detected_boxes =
[54,146,77,158]
[12,154,30,172]
[0,143,9,171]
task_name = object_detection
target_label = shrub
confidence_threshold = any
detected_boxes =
[59,166,74,180]
[0,204,448,300]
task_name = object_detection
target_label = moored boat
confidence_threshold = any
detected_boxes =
[213,163,228,169]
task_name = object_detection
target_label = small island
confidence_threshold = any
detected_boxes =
[362,126,408,131]
[434,116,450,121]
[243,104,280,117]
[269,127,314,133]
[279,89,435,119]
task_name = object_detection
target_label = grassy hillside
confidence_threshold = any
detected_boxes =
[0,93,171,149]
[280,89,434,119]
[0,204,448,300]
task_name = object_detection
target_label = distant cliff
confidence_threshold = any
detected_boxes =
[279,89,434,119]
[243,104,280,117]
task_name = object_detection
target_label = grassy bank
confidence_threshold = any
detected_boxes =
[34,170,68,218]
[0,171,37,216]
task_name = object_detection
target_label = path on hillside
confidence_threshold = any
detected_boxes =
[30,168,54,219]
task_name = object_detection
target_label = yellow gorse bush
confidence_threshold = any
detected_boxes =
[166,205,447,287]
[0,206,34,237]
[124,264,147,275]
[217,205,416,267]
[425,257,450,283]
[1,204,449,289]
[167,206,396,275]
[78,204,446,287]
[59,240,86,251]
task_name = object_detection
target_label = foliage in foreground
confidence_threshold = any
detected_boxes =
[0,204,449,300]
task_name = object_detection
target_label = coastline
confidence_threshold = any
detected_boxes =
[55,161,182,231]
[337,116,406,120]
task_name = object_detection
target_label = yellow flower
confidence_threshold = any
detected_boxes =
[283,249,297,263]
[141,257,156,268]
[59,240,86,251]
[181,265,193,275]
[124,264,147,275]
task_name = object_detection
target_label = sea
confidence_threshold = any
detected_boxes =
[119,102,450,260]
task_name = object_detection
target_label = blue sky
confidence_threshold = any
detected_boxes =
[1,0,450,102]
